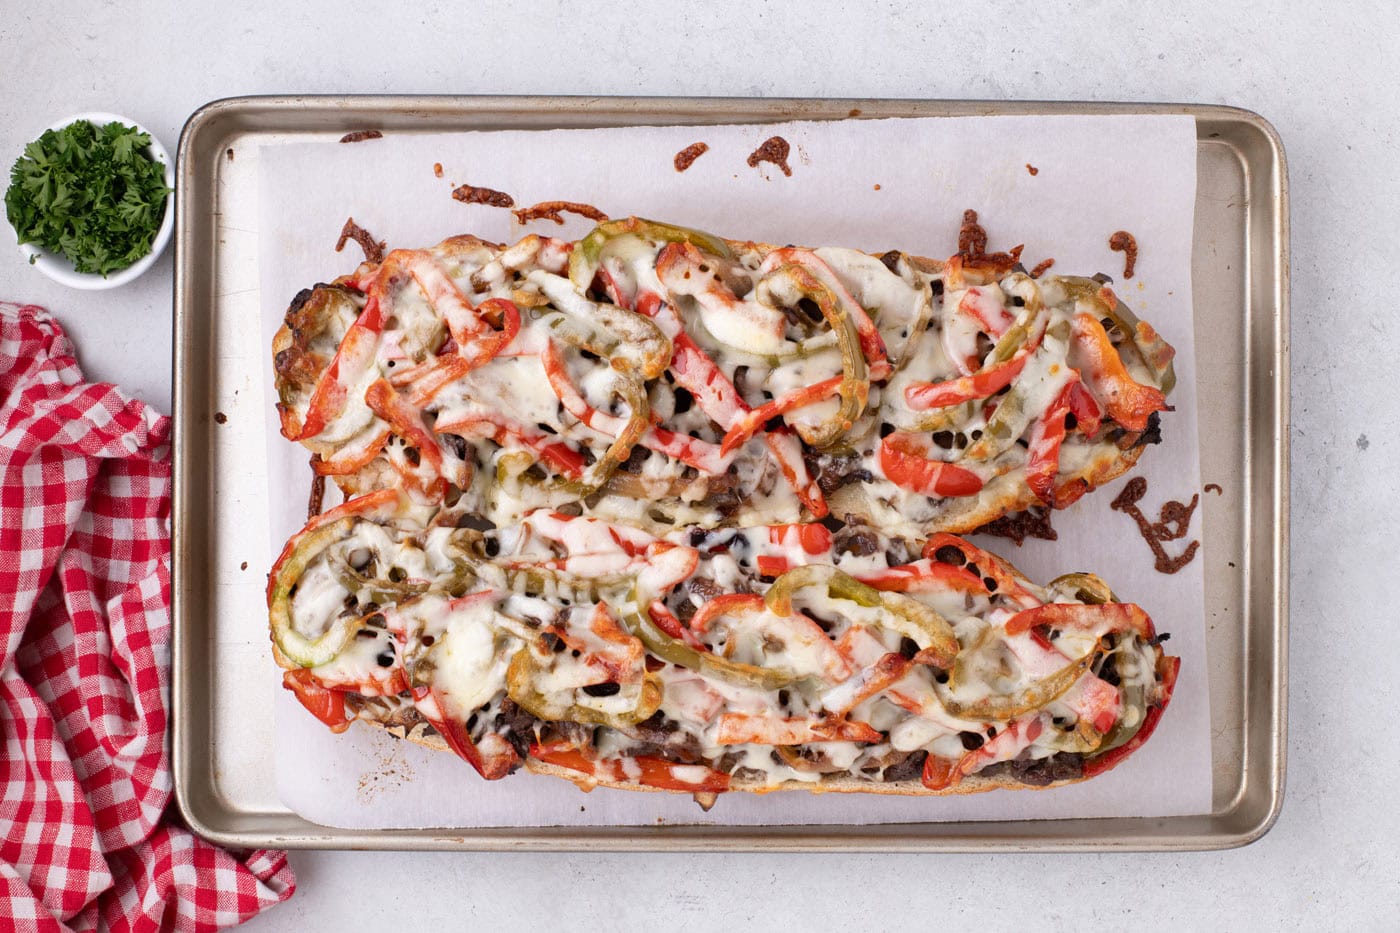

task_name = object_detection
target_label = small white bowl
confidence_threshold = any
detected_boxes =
[13,112,175,290]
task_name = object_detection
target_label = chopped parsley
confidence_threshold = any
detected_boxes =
[5,119,171,276]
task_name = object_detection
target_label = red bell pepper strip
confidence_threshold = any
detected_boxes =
[720,376,843,455]
[474,297,524,351]
[653,262,854,483]
[655,246,863,463]
[1027,627,1056,653]
[1023,376,1101,507]
[635,283,750,429]
[363,378,449,497]
[640,542,703,595]
[304,663,411,699]
[852,558,988,596]
[1062,675,1121,734]
[403,355,472,406]
[754,556,788,579]
[922,716,1042,791]
[821,652,912,716]
[956,287,1015,338]
[878,432,984,498]
[1025,381,1075,507]
[689,593,768,635]
[1068,312,1168,432]
[282,669,351,733]
[1082,656,1180,777]
[634,290,829,516]
[435,412,587,478]
[395,251,498,360]
[765,428,828,517]
[997,627,1121,734]
[312,250,515,439]
[1052,479,1089,510]
[754,522,834,576]
[647,599,709,651]
[758,247,891,380]
[595,264,632,309]
[1002,601,1158,642]
[585,602,646,676]
[919,753,958,790]
[302,251,523,443]
[904,352,1029,411]
[1066,380,1102,437]
[913,295,1050,410]
[546,602,646,683]
[670,331,751,428]
[713,713,883,746]
[540,338,730,474]
[506,512,699,596]
[412,683,520,780]
[640,288,748,411]
[405,298,521,407]
[369,250,525,408]
[774,521,834,554]
[311,427,391,476]
[920,533,1038,606]
[295,294,384,441]
[530,741,731,794]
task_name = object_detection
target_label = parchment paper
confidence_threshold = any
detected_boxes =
[257,114,1209,828]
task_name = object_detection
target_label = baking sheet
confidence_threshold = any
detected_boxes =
[255,114,1210,829]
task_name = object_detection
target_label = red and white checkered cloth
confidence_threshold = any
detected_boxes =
[0,303,294,931]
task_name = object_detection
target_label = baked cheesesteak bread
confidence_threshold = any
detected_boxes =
[272,490,1179,800]
[272,217,1177,540]
[269,216,1183,803]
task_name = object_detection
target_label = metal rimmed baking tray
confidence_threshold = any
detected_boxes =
[171,96,1288,851]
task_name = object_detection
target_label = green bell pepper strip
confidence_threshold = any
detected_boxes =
[763,564,959,670]
[506,647,662,727]
[529,296,672,381]
[539,341,652,498]
[331,557,431,605]
[1083,655,1179,775]
[1036,717,1111,754]
[487,365,649,502]
[1067,676,1144,755]
[905,300,1050,433]
[568,217,734,296]
[934,642,1098,722]
[267,488,405,668]
[541,335,725,476]
[964,318,1072,461]
[755,263,869,450]
[1059,276,1176,394]
[620,589,799,691]
[1048,572,1116,606]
